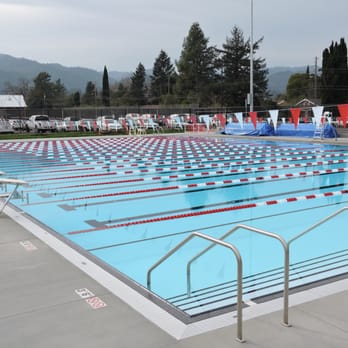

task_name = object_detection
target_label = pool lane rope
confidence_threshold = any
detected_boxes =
[23,164,348,204]
[61,158,347,190]
[26,153,348,184]
[57,167,348,203]
[23,149,347,176]
[68,188,348,235]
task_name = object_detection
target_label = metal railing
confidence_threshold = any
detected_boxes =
[147,231,244,343]
[288,206,348,246]
[187,225,290,327]
[0,178,27,214]
[146,207,348,343]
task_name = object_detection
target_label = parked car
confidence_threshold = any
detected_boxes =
[26,115,54,133]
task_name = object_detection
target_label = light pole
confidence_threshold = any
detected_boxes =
[249,0,254,112]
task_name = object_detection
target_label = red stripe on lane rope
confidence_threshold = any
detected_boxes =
[53,167,348,200]
[68,203,259,235]
[68,189,348,235]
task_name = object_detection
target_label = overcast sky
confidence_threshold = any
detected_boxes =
[1,0,347,72]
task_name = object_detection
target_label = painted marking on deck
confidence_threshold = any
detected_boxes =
[75,288,95,299]
[85,296,107,309]
[19,240,37,251]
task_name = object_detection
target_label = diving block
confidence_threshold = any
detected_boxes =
[0,178,28,214]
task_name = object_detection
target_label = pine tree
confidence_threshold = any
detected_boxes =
[102,66,110,107]
[27,72,55,108]
[52,78,66,107]
[129,63,146,105]
[73,91,81,106]
[83,81,96,105]
[220,26,269,107]
[176,22,217,105]
[150,50,176,103]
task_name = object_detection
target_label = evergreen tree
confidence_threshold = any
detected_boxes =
[111,82,129,105]
[321,38,348,104]
[52,78,66,107]
[176,22,217,105]
[286,73,311,101]
[27,72,55,108]
[219,26,269,107]
[150,50,176,103]
[102,65,111,106]
[73,91,81,106]
[129,62,146,105]
[83,81,96,105]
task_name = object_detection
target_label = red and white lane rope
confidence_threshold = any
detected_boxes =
[60,167,347,202]
[68,188,348,235]
[27,154,348,184]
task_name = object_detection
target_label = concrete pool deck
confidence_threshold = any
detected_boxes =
[0,210,347,348]
[0,133,348,347]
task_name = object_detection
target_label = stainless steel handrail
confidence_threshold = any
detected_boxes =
[0,178,27,214]
[147,231,245,343]
[187,208,348,327]
[288,206,348,245]
[187,224,290,327]
[146,207,347,342]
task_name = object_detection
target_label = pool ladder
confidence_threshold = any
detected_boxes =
[146,206,348,343]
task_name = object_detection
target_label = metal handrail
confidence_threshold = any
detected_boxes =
[146,207,348,342]
[187,224,290,327]
[0,178,27,214]
[288,206,348,245]
[187,207,348,327]
[147,231,244,343]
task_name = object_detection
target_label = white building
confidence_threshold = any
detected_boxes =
[0,94,27,118]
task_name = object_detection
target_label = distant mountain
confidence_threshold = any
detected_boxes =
[108,70,132,81]
[0,53,113,92]
[267,66,313,96]
[0,53,314,97]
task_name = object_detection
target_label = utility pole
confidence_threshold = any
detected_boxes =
[249,0,254,112]
[314,56,318,100]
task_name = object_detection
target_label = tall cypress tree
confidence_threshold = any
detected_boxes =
[321,38,348,104]
[102,65,110,107]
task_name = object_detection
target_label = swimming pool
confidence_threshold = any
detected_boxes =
[1,135,347,320]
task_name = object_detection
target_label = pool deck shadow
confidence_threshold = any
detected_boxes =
[1,210,347,348]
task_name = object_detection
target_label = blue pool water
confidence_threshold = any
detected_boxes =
[1,136,347,316]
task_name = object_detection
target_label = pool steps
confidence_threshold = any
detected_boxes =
[166,249,348,316]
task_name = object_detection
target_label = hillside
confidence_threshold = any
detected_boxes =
[267,66,310,96]
[0,53,119,92]
[0,53,312,96]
